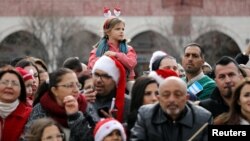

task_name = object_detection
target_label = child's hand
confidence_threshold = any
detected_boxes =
[104,51,116,57]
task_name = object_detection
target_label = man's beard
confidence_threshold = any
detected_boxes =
[185,67,199,74]
[224,86,232,99]
[165,107,181,119]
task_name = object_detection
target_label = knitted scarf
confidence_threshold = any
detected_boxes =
[0,100,19,119]
[40,92,87,128]
[96,38,128,57]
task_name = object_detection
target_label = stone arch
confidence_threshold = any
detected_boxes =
[194,30,240,66]
[0,24,26,42]
[0,30,48,65]
[59,30,100,66]
[192,24,244,52]
[127,22,170,40]
[130,30,178,77]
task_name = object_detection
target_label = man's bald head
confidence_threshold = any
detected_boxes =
[159,76,187,94]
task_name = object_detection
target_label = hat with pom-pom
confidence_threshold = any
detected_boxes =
[149,51,167,71]
[15,67,34,82]
[148,69,178,84]
[94,118,126,141]
[92,56,126,122]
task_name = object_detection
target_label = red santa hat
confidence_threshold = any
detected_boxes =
[92,55,126,122]
[94,118,126,141]
[15,67,34,82]
[148,69,178,84]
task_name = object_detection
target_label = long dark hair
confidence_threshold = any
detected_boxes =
[33,68,74,106]
[127,76,158,130]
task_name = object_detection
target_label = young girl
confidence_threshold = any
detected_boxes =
[94,118,126,141]
[25,118,66,141]
[88,17,137,80]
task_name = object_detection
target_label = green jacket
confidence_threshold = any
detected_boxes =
[184,75,216,100]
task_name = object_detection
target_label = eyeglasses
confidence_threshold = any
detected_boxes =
[93,72,112,81]
[56,82,82,89]
[42,133,64,141]
[0,80,20,87]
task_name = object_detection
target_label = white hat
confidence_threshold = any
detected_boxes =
[94,118,126,141]
[203,62,212,69]
[92,55,120,85]
[92,55,126,122]
[149,51,167,71]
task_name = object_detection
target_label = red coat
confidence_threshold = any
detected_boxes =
[0,102,32,141]
[88,41,137,80]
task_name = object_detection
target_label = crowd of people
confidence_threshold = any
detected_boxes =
[0,16,250,141]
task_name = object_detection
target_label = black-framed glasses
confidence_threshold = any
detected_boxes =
[93,72,112,81]
[42,133,65,141]
[56,82,82,89]
[0,80,20,87]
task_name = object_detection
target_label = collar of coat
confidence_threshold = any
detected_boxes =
[152,102,194,128]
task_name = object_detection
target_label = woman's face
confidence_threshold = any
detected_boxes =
[103,129,122,141]
[41,125,64,141]
[0,73,21,103]
[25,79,34,97]
[143,83,159,105]
[238,84,250,117]
[24,66,39,94]
[52,72,80,106]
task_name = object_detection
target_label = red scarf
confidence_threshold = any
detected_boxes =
[40,92,87,128]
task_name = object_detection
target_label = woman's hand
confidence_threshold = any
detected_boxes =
[63,95,79,115]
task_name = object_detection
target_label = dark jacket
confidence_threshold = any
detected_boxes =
[199,87,229,118]
[130,101,212,141]
[93,89,131,123]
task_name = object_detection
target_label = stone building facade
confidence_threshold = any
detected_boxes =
[0,0,249,74]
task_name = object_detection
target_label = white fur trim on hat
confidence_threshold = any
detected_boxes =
[148,71,164,84]
[203,62,212,69]
[92,56,120,85]
[95,119,126,141]
[149,51,167,71]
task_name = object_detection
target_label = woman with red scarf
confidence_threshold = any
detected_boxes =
[25,68,98,141]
